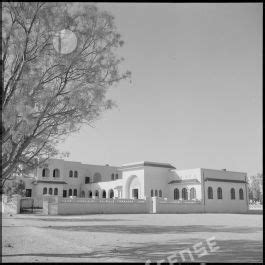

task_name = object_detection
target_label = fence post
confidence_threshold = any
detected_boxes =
[43,200,49,215]
[13,194,21,214]
[152,196,158,213]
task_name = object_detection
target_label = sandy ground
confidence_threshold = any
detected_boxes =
[2,212,263,263]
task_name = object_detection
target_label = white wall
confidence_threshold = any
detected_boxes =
[204,181,248,213]
[144,166,172,199]
[48,197,152,215]
[202,168,248,213]
[122,168,145,199]
[2,195,21,214]
[174,168,202,182]
[168,183,202,201]
[167,168,202,201]
[32,158,120,198]
[154,198,204,214]
[81,179,123,198]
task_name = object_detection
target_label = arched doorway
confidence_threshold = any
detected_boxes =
[102,190,106,198]
[124,175,141,199]
[109,189,114,199]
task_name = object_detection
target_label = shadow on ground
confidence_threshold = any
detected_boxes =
[43,224,262,234]
[3,217,133,222]
[2,240,262,262]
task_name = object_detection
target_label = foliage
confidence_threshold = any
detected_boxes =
[248,173,263,204]
[2,2,131,185]
[3,179,26,196]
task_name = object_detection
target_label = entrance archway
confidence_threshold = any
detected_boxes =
[124,175,141,199]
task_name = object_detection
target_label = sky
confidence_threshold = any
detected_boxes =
[58,3,262,176]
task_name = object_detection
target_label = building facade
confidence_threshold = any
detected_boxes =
[14,158,249,213]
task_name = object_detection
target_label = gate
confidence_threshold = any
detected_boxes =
[20,198,34,213]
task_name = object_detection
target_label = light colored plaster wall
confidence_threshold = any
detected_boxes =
[156,201,204,214]
[81,164,120,183]
[175,168,201,181]
[35,183,64,196]
[167,168,203,201]
[121,168,145,199]
[168,183,202,201]
[36,159,120,197]
[202,168,248,213]
[204,181,248,213]
[81,179,124,198]
[60,161,85,194]
[55,198,151,215]
[144,166,172,199]
[38,159,68,180]
[2,195,21,214]
[174,168,202,182]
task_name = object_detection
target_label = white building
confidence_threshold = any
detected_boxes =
[14,158,249,213]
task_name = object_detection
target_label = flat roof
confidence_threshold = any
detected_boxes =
[175,168,246,175]
[45,158,118,168]
[32,180,68,185]
[120,161,176,170]
[201,168,247,174]
[204,178,247,183]
[168,179,200,184]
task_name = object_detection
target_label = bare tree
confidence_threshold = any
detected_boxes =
[1,2,131,186]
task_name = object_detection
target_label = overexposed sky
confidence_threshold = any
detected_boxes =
[58,3,262,176]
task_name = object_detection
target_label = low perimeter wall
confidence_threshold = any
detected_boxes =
[3,195,255,215]
[154,198,204,214]
[43,197,152,215]
[2,195,21,214]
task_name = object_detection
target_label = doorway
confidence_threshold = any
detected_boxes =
[132,188,139,199]
[25,189,32,197]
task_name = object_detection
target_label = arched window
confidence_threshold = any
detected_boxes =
[69,170,73,178]
[109,189,114,198]
[93,172,102,183]
[69,189,72,196]
[182,188,188,200]
[115,173,118,179]
[81,191,85,197]
[111,173,115,180]
[53,169,60,178]
[49,188,53,195]
[102,190,106,198]
[151,189,154,197]
[190,188,196,200]
[43,187,47,195]
[54,188,58,195]
[174,188,179,200]
[88,190,92,198]
[239,188,244,200]
[230,188,235,200]
[95,190,99,197]
[159,190,162,197]
[42,168,49,177]
[208,187,213,199]
[74,171,78,178]
[155,190,158,196]
[73,189,77,196]
[217,187,222,199]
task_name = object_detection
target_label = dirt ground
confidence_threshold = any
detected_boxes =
[2,212,263,263]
